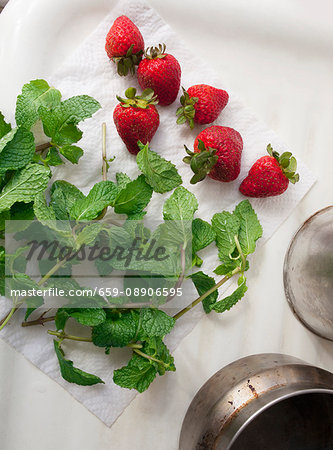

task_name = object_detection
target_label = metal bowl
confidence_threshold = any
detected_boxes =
[179,353,333,449]
[283,205,333,341]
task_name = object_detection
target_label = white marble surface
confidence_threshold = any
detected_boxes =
[0,0,333,449]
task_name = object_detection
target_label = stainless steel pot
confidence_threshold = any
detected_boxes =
[179,353,333,450]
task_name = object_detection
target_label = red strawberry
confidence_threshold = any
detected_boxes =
[137,44,181,106]
[183,126,243,184]
[177,84,229,129]
[105,16,144,76]
[113,87,160,155]
[239,145,300,197]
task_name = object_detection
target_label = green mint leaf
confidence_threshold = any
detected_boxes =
[33,193,72,237]
[59,145,83,164]
[233,200,263,256]
[0,163,50,213]
[214,260,239,276]
[53,340,104,386]
[163,186,198,222]
[189,271,218,313]
[212,211,240,263]
[211,276,247,313]
[214,260,249,276]
[92,311,138,348]
[50,180,85,220]
[116,172,131,191]
[43,147,63,166]
[70,180,118,220]
[136,143,182,193]
[0,111,11,139]
[113,355,157,393]
[0,210,10,233]
[15,79,62,130]
[142,337,176,375]
[75,223,103,247]
[162,186,198,247]
[114,174,153,215]
[192,218,216,266]
[55,307,106,330]
[140,308,175,338]
[39,95,101,146]
[0,127,35,172]
[6,273,44,317]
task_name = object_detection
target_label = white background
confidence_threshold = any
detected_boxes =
[0,1,333,449]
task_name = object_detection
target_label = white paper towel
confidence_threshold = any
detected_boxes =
[0,0,316,426]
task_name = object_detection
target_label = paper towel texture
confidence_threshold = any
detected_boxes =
[0,0,316,426]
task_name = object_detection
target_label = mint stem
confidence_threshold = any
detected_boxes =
[234,235,246,271]
[0,306,17,331]
[133,348,169,367]
[47,330,143,350]
[48,330,92,342]
[0,258,68,331]
[173,266,242,320]
[35,142,52,153]
[22,314,55,327]
[96,123,108,220]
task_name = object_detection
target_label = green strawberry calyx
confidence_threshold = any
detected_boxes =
[183,139,218,184]
[116,87,158,109]
[144,43,167,60]
[176,87,199,129]
[267,144,300,184]
[112,44,143,77]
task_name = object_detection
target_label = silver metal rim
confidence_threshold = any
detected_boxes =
[283,205,333,341]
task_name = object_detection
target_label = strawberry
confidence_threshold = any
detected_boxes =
[137,44,181,106]
[176,84,229,129]
[105,16,144,76]
[183,126,243,184]
[239,144,300,197]
[113,87,160,155]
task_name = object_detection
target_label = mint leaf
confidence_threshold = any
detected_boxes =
[116,172,131,191]
[114,174,153,215]
[0,163,50,213]
[142,337,176,375]
[43,147,63,166]
[163,186,198,247]
[113,355,157,393]
[75,223,103,247]
[212,211,240,263]
[59,145,83,164]
[50,180,85,220]
[211,276,247,313]
[0,112,11,139]
[192,218,216,267]
[189,271,218,313]
[53,341,104,386]
[33,193,72,237]
[214,260,239,275]
[136,142,182,193]
[234,200,262,256]
[92,311,138,348]
[15,79,61,130]
[70,181,118,220]
[55,307,106,330]
[6,273,44,317]
[39,95,101,146]
[140,308,175,338]
[0,127,35,172]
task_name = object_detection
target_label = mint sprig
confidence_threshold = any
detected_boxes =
[0,79,264,396]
